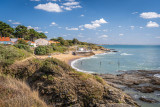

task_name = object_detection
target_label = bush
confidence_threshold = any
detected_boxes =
[35,46,53,55]
[17,39,28,45]
[51,44,68,53]
[0,45,31,67]
[14,44,33,53]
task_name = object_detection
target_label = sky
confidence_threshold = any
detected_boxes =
[1,0,160,45]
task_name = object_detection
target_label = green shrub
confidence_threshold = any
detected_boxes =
[0,45,31,67]
[17,39,28,45]
[34,46,53,55]
[14,44,33,53]
[51,44,68,53]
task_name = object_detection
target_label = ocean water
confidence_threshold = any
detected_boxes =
[71,45,160,74]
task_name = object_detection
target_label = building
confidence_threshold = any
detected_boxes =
[0,37,14,45]
[27,41,37,47]
[35,38,49,46]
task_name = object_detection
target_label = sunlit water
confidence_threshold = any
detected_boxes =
[72,45,160,74]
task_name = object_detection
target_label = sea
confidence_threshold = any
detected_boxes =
[71,45,160,107]
[71,45,160,74]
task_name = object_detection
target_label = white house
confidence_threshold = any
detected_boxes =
[35,38,49,46]
[27,41,37,47]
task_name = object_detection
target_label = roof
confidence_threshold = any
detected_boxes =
[0,37,10,41]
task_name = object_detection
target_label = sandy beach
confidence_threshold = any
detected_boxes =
[35,50,105,65]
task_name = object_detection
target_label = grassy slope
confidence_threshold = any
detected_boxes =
[0,74,47,107]
[0,45,31,68]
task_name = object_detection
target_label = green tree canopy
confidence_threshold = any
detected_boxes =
[38,32,47,38]
[28,29,39,41]
[15,25,28,38]
[72,38,79,45]
[0,21,14,37]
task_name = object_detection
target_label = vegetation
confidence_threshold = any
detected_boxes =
[14,44,33,53]
[0,21,14,38]
[0,74,47,107]
[35,44,68,55]
[34,45,53,55]
[0,21,47,41]
[0,45,31,67]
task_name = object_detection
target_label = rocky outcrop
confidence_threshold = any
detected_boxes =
[98,70,160,93]
[139,97,159,103]
[97,70,160,104]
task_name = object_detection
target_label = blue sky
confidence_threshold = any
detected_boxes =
[1,0,160,45]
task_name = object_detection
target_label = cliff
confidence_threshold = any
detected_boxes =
[4,58,139,107]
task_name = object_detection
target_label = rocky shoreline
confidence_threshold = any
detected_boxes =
[94,70,160,106]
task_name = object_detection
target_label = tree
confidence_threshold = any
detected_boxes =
[0,21,14,37]
[72,38,79,45]
[38,32,47,38]
[28,29,38,41]
[15,25,28,38]
[57,37,65,45]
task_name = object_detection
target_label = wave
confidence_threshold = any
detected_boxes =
[154,74,160,78]
[71,58,94,73]
[120,53,133,56]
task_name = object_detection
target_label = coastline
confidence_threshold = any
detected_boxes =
[35,50,106,66]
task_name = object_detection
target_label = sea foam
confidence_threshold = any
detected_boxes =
[120,53,133,56]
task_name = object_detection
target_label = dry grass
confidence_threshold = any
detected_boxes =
[0,74,47,107]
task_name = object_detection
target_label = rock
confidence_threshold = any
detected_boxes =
[134,86,155,93]
[139,96,159,103]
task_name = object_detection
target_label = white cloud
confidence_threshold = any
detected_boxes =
[103,29,108,32]
[67,0,75,2]
[37,31,43,33]
[99,35,108,38]
[84,23,101,29]
[63,2,79,6]
[47,0,57,1]
[118,26,122,28]
[119,33,124,36]
[34,2,62,12]
[155,37,160,39]
[50,22,57,26]
[80,14,84,17]
[78,35,84,38]
[130,26,135,29]
[27,26,39,30]
[140,12,160,19]
[139,27,143,29]
[66,27,78,30]
[81,18,108,29]
[44,31,48,33]
[92,18,107,24]
[146,21,159,28]
[62,5,82,11]
[8,20,12,22]
[12,22,21,25]
[30,0,40,1]
[132,12,138,14]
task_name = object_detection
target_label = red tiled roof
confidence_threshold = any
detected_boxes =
[0,37,10,41]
